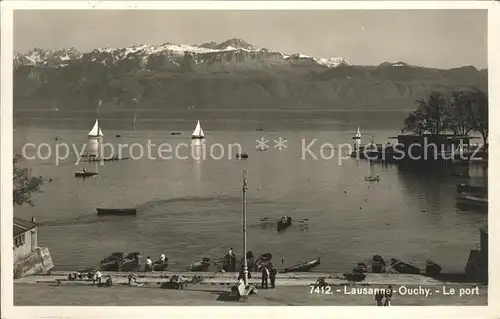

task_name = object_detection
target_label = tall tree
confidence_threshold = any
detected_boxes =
[469,89,488,148]
[403,91,450,135]
[447,91,474,136]
[13,154,44,206]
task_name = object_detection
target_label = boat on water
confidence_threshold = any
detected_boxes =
[100,252,141,271]
[371,255,386,273]
[456,183,487,195]
[365,175,381,182]
[283,257,320,273]
[96,208,137,216]
[388,258,420,274]
[74,171,99,178]
[189,258,212,272]
[425,260,442,276]
[254,253,273,271]
[457,195,488,208]
[86,156,130,162]
[352,126,361,140]
[191,120,205,140]
[277,216,292,232]
[152,260,169,271]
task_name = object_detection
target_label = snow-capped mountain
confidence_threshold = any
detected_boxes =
[13,38,349,69]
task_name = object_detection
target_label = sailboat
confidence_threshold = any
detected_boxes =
[191,120,205,140]
[89,118,104,139]
[86,118,104,160]
[352,126,361,140]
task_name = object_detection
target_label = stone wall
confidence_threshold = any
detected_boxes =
[13,247,54,278]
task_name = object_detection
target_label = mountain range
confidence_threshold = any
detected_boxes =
[14,38,487,117]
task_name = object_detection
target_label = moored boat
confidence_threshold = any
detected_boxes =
[100,252,141,271]
[189,258,212,272]
[283,257,320,273]
[425,260,442,276]
[457,195,488,208]
[365,175,381,182]
[254,253,272,271]
[389,258,420,274]
[277,216,292,232]
[152,260,169,271]
[456,183,487,195]
[371,255,386,273]
[96,208,137,216]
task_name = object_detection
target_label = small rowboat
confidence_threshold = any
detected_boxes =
[457,195,488,208]
[100,252,141,271]
[425,260,442,276]
[153,260,169,271]
[389,258,420,274]
[456,183,486,195]
[74,171,99,177]
[371,255,386,273]
[277,217,292,232]
[283,257,320,273]
[365,175,381,182]
[189,258,211,272]
[96,208,137,216]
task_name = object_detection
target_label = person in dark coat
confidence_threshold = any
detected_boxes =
[384,285,393,306]
[375,290,384,306]
[261,264,269,289]
[269,265,277,288]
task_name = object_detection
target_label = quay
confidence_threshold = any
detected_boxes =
[14,271,488,306]
[15,270,486,287]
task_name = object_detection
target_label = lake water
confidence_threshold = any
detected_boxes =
[13,113,487,273]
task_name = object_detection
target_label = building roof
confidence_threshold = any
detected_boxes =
[13,217,37,237]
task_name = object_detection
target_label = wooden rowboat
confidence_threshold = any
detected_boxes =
[389,258,420,274]
[96,208,137,216]
[277,217,292,232]
[189,258,211,272]
[283,257,320,273]
[74,171,98,177]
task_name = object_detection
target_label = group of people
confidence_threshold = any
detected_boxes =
[260,263,278,289]
[375,285,393,306]
[144,253,167,272]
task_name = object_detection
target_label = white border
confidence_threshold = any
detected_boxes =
[1,1,499,318]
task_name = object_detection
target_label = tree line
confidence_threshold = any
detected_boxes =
[402,89,488,147]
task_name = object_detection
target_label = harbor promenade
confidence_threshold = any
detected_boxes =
[14,271,487,306]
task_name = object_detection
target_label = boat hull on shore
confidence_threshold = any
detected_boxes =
[389,258,420,274]
[283,257,320,273]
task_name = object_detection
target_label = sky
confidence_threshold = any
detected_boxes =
[13,10,487,69]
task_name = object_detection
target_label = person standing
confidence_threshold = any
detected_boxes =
[384,285,393,306]
[375,289,384,306]
[145,256,153,272]
[261,264,269,289]
[269,264,277,289]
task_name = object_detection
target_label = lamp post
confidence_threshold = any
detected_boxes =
[242,169,248,286]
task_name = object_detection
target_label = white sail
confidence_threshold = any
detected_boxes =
[87,138,100,156]
[354,126,361,139]
[88,119,103,137]
[192,120,205,138]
